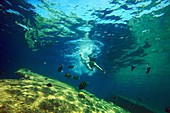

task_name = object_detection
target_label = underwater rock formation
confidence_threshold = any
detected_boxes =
[78,92,86,99]
[0,68,130,113]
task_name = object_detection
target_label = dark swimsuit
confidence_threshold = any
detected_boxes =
[89,57,96,68]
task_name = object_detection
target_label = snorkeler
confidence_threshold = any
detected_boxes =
[80,52,105,73]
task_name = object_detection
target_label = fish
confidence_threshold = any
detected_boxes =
[57,64,64,72]
[65,73,72,78]
[46,83,52,87]
[73,76,79,80]
[131,65,136,71]
[112,96,117,100]
[146,65,151,74]
[79,81,87,89]
[68,65,74,69]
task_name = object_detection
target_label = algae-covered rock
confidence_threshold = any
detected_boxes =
[0,68,130,113]
[78,92,86,99]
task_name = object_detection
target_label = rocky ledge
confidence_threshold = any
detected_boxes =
[0,68,130,113]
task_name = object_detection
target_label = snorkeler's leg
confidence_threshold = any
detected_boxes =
[94,62,105,73]
[87,63,93,70]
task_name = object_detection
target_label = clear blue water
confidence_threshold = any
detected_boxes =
[0,0,170,113]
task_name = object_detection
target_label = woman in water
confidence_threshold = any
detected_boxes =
[80,52,105,73]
